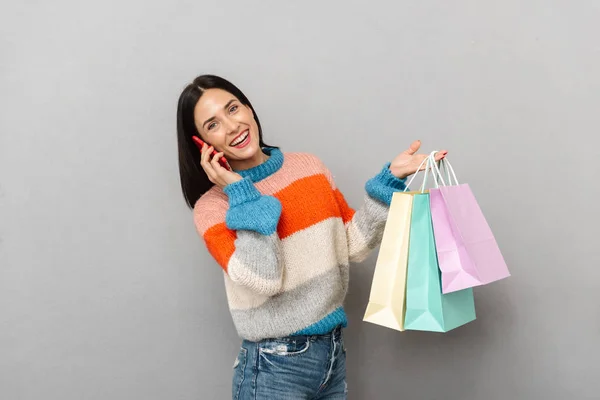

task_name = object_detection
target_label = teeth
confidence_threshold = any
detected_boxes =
[231,132,248,146]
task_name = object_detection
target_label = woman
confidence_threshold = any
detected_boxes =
[176,74,447,399]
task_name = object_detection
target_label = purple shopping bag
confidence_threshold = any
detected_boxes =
[428,157,510,294]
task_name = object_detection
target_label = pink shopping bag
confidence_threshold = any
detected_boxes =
[428,154,510,294]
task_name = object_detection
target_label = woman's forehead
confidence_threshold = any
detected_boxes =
[194,89,238,118]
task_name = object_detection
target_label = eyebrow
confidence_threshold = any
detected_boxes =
[202,99,237,128]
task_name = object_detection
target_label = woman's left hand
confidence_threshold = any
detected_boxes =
[389,140,448,179]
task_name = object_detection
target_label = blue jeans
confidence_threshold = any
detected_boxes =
[232,325,347,399]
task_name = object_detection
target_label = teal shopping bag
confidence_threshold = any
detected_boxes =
[404,193,477,332]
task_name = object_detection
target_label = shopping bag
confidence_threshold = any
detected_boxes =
[403,193,477,332]
[429,157,510,294]
[363,192,414,331]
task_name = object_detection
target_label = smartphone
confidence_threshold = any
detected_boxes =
[192,136,231,171]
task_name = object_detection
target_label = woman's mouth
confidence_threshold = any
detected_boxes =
[230,130,251,149]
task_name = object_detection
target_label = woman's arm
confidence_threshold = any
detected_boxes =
[321,161,407,263]
[194,178,284,296]
[318,141,446,262]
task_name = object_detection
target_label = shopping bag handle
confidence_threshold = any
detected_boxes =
[429,153,459,186]
[404,151,448,192]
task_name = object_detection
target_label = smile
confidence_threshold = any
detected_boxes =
[230,130,250,148]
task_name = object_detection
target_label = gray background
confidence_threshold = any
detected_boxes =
[1,1,599,399]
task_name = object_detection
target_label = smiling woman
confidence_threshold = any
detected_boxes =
[194,90,263,167]
[175,74,447,399]
[176,75,279,208]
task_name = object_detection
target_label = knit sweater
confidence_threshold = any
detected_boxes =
[193,147,407,341]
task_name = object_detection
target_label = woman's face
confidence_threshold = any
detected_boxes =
[193,88,261,166]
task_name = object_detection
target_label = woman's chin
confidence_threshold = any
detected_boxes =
[226,142,261,162]
[225,145,261,166]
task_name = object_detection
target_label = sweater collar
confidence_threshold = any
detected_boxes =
[235,147,283,182]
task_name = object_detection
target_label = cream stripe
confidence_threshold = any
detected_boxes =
[346,221,371,261]
[223,273,270,311]
[230,267,347,341]
[346,195,389,262]
[280,217,349,291]
[224,217,349,310]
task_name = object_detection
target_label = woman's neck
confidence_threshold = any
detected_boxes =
[234,147,283,183]
[230,150,269,172]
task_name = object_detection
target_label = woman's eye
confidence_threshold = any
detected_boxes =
[229,105,238,113]
[208,122,217,130]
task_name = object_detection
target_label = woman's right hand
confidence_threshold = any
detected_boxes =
[200,144,243,188]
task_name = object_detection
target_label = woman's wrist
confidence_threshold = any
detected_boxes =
[388,165,411,180]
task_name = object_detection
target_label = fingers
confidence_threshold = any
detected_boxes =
[200,145,219,183]
[434,150,448,161]
[198,144,238,187]
[208,150,232,186]
[199,143,210,173]
[222,158,232,171]
[406,140,421,155]
[211,151,227,172]
[199,144,212,172]
[416,150,447,172]
[199,143,209,164]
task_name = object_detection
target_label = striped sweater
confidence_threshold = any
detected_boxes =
[193,147,407,341]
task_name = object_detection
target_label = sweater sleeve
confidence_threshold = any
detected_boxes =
[321,161,408,263]
[194,178,284,296]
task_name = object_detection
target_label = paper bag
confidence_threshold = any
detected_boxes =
[363,192,413,331]
[404,193,476,332]
[429,158,510,294]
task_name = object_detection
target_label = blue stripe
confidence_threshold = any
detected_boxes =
[293,307,348,336]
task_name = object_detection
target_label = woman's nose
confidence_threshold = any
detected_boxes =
[223,117,238,133]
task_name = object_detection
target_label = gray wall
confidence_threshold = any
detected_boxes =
[1,1,599,399]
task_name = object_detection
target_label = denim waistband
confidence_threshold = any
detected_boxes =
[244,325,343,344]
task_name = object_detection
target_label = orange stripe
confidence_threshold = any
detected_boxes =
[204,223,237,272]
[333,189,356,224]
[275,174,343,239]
[202,172,354,269]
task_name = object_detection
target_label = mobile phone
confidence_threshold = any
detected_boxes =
[192,136,231,171]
